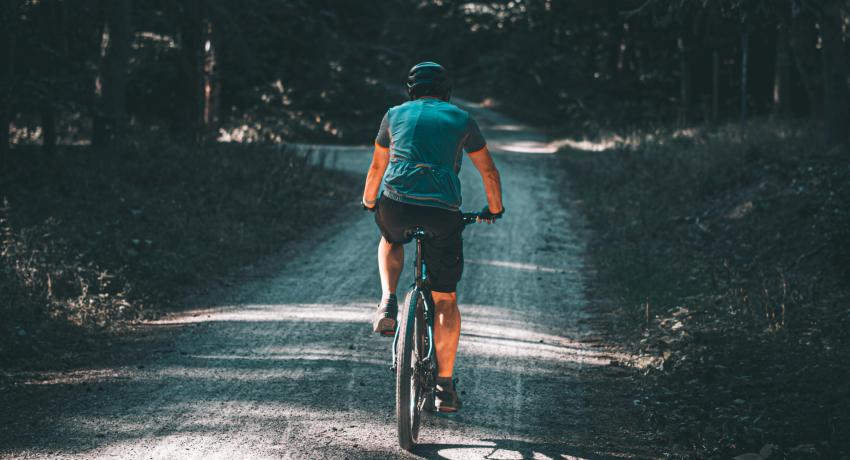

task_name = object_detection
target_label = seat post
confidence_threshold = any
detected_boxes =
[413,228,426,289]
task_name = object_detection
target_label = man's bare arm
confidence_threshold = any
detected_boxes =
[467,146,503,213]
[362,142,390,208]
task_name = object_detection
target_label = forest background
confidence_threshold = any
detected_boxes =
[2,1,849,456]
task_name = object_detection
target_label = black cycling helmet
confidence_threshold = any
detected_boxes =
[407,61,451,100]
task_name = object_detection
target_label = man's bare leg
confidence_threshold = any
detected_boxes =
[432,291,460,378]
[378,238,462,378]
[373,237,405,334]
[378,237,404,297]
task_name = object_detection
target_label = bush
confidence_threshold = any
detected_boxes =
[563,119,850,457]
[0,142,358,367]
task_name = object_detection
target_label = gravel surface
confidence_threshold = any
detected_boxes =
[0,101,660,459]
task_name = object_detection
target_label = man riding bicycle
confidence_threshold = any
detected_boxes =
[361,62,504,413]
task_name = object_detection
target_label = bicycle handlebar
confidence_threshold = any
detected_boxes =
[360,201,491,227]
[462,212,482,226]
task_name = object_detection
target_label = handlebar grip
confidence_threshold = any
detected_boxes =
[462,212,480,226]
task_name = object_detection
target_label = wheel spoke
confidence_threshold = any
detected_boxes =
[396,290,422,450]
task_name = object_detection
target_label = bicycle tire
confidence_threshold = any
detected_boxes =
[411,296,427,436]
[396,289,421,451]
[418,293,436,414]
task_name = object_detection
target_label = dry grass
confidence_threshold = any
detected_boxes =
[563,119,850,458]
[0,142,358,369]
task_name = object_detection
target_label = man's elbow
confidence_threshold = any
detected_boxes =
[371,160,388,172]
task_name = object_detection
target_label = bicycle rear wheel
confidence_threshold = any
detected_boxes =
[396,289,424,451]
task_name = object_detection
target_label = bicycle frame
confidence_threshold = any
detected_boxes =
[392,213,481,375]
[391,212,482,451]
[391,228,436,374]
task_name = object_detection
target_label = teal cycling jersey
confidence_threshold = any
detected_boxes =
[375,98,486,211]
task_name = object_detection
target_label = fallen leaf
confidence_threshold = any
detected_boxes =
[733,454,762,460]
[727,201,753,220]
[733,443,776,460]
[790,444,817,454]
[759,444,776,458]
[671,306,690,317]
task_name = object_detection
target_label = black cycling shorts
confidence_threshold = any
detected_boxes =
[374,194,464,293]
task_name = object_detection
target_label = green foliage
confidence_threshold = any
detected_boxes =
[1,201,133,331]
[4,0,847,146]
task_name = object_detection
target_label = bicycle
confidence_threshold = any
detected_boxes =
[391,211,482,451]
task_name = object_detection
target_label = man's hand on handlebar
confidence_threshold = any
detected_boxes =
[478,205,504,224]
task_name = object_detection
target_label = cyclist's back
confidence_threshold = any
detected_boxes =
[379,97,484,211]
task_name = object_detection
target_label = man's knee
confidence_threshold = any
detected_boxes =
[432,290,456,299]
[432,291,457,310]
[380,237,403,249]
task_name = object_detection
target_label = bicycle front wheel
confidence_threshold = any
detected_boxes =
[396,289,423,451]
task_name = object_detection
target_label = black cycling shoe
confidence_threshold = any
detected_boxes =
[372,294,398,336]
[435,377,462,413]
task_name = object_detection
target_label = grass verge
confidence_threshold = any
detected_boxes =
[0,142,359,371]
[562,120,850,458]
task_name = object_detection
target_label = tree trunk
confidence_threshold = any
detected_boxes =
[93,0,130,149]
[787,0,822,117]
[41,105,56,153]
[740,28,749,126]
[202,20,218,127]
[106,0,130,141]
[1,2,16,157]
[93,15,106,148]
[605,0,620,78]
[712,50,720,124]
[816,0,850,150]
[746,21,778,114]
[773,19,792,116]
[35,0,63,153]
[584,40,597,78]
[678,33,692,125]
[177,0,205,144]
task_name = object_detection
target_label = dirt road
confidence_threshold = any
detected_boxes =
[1,101,659,459]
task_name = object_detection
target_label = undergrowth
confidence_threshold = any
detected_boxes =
[0,143,358,369]
[563,120,850,458]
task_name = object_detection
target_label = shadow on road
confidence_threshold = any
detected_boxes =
[414,437,645,460]
[0,305,657,459]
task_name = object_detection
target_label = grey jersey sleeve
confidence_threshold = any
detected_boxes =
[375,112,390,148]
[463,117,487,153]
